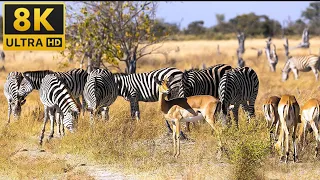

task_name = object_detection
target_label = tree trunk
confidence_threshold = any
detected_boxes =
[87,57,93,73]
[80,54,85,69]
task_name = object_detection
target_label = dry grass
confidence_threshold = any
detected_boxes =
[1,38,320,179]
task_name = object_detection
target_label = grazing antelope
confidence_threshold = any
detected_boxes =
[275,95,300,163]
[300,98,320,158]
[156,76,221,158]
[262,96,281,144]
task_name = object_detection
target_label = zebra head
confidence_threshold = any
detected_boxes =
[281,60,291,82]
[11,99,26,120]
[18,73,35,99]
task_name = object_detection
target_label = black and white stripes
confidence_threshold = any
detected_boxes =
[178,64,232,98]
[282,54,320,81]
[4,71,25,123]
[114,67,184,119]
[18,69,88,113]
[83,69,118,124]
[218,66,259,128]
[39,74,80,145]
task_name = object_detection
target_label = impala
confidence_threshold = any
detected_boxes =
[156,76,221,158]
[274,94,300,163]
[262,96,281,144]
[300,98,320,158]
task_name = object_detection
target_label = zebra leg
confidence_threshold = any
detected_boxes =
[130,98,140,121]
[231,104,240,129]
[75,97,81,124]
[48,108,56,140]
[39,106,49,145]
[311,67,319,81]
[55,111,62,137]
[7,102,12,124]
[81,94,86,117]
[292,68,299,80]
[61,114,65,137]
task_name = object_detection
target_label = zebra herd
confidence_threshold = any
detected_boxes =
[4,64,260,147]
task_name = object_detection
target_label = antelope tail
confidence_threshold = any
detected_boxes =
[264,104,274,122]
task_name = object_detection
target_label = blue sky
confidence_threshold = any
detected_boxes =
[0,1,312,29]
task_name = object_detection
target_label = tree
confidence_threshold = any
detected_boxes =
[228,13,282,37]
[62,1,167,74]
[184,20,206,35]
[215,14,225,25]
[152,18,180,38]
[301,2,320,34]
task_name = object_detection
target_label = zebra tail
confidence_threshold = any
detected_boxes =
[214,100,222,116]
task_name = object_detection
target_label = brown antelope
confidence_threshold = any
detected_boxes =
[262,96,281,144]
[156,76,221,158]
[274,94,300,163]
[300,98,320,158]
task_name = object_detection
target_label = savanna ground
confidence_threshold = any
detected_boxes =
[1,38,320,179]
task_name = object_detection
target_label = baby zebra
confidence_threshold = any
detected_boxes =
[83,69,118,124]
[39,74,80,145]
[4,72,25,123]
[282,54,320,81]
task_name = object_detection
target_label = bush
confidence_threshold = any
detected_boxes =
[218,114,270,180]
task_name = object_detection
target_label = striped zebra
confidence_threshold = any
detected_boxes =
[167,64,232,136]
[4,71,25,124]
[218,66,259,128]
[114,67,184,120]
[18,69,88,114]
[39,74,80,145]
[178,64,233,98]
[83,69,118,124]
[282,54,320,81]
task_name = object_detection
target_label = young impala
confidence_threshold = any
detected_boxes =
[300,98,320,158]
[262,96,281,144]
[274,94,300,163]
[156,76,221,158]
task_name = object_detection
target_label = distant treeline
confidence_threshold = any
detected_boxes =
[152,2,320,40]
[1,2,320,42]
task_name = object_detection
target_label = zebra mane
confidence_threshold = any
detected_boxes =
[52,74,80,113]
[23,70,54,75]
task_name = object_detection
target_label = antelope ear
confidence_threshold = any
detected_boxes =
[20,99,26,105]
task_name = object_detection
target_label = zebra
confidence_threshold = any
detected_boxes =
[178,64,233,98]
[83,69,118,124]
[281,54,320,81]
[18,69,88,114]
[4,71,25,124]
[39,74,80,145]
[218,66,259,128]
[169,64,232,136]
[113,67,184,121]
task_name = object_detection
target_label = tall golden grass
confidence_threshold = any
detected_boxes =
[1,38,320,179]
